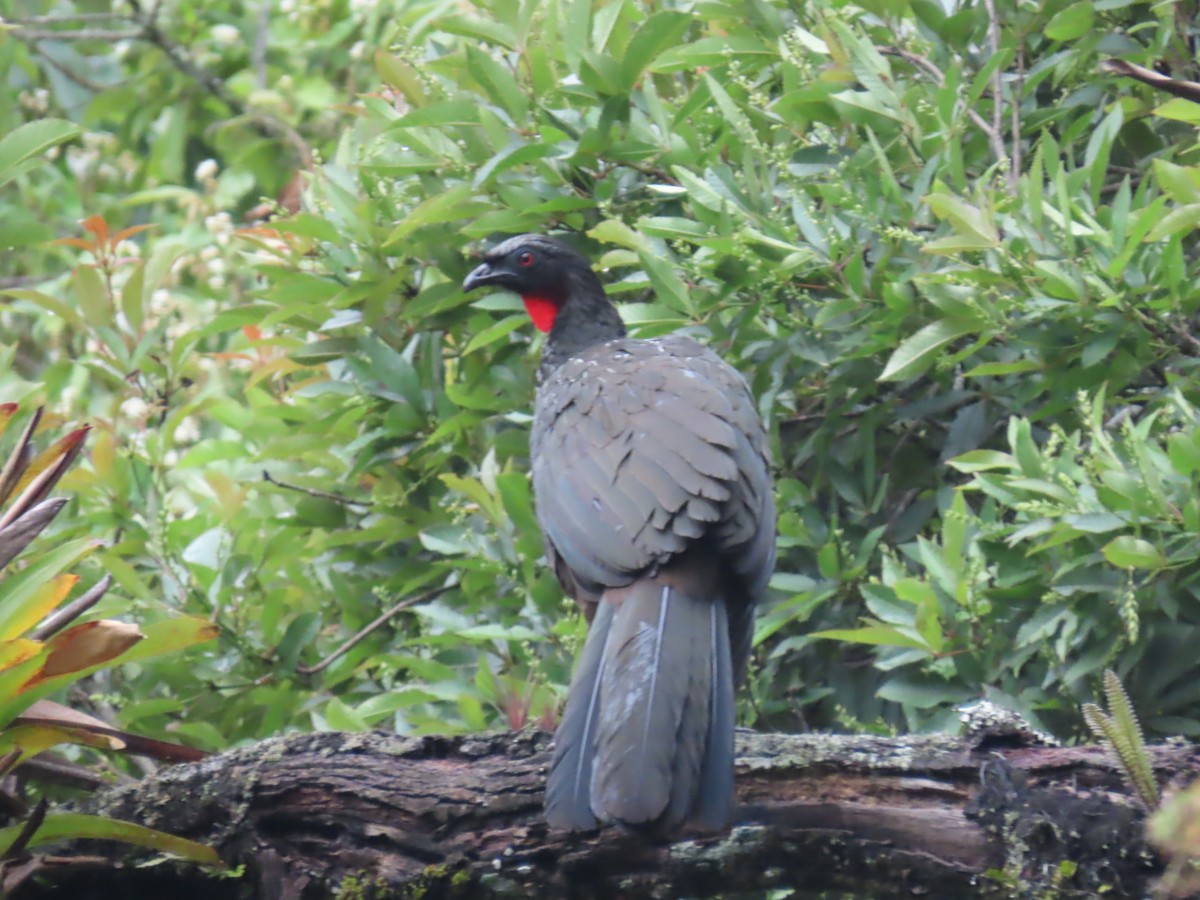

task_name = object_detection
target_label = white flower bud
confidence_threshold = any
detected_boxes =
[120,397,149,420]
[173,417,200,444]
[210,24,240,46]
[195,158,219,182]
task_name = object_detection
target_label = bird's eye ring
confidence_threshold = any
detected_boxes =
[518,251,535,267]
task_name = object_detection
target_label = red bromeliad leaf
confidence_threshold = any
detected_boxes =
[0,408,43,509]
[0,499,69,572]
[26,620,144,685]
[0,722,124,763]
[17,699,110,731]
[13,700,208,763]
[0,427,90,529]
[0,617,217,729]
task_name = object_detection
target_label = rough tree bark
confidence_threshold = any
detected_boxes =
[20,726,1194,899]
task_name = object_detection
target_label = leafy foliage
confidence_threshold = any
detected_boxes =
[0,408,217,883]
[5,0,1200,758]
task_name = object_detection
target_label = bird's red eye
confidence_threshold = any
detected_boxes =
[518,251,535,267]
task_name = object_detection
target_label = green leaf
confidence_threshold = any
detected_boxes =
[1,290,87,330]
[619,11,692,91]
[74,265,110,329]
[0,539,96,642]
[323,697,370,731]
[383,184,482,247]
[1154,98,1200,125]
[1044,1,1094,40]
[375,51,428,106]
[589,219,652,253]
[876,675,967,709]
[878,319,980,381]
[1168,433,1200,476]
[140,239,187,317]
[650,36,775,72]
[465,46,528,120]
[0,119,82,189]
[638,252,694,315]
[811,624,931,650]
[963,360,1042,377]
[276,613,321,672]
[925,194,1000,245]
[1102,536,1166,570]
[1152,160,1200,205]
[1145,203,1200,242]
[0,812,221,865]
[922,234,1001,254]
[464,314,527,354]
[947,450,1015,472]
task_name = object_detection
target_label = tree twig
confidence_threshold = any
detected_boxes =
[981,0,1014,193]
[8,13,130,24]
[1011,42,1025,192]
[881,48,1006,168]
[8,28,140,41]
[1168,320,1200,352]
[261,471,373,507]
[27,49,113,94]
[254,0,269,89]
[1,799,46,861]
[125,0,241,110]
[295,585,456,676]
[1103,58,1200,103]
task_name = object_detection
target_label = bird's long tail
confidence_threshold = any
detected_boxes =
[544,574,734,831]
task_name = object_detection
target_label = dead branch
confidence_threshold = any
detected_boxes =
[18,728,1188,899]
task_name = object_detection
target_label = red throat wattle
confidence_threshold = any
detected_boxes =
[522,295,559,333]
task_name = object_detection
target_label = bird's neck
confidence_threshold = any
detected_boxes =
[539,272,626,379]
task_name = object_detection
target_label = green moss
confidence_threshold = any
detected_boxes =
[336,872,389,900]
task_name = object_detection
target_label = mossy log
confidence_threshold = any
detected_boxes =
[20,727,1198,899]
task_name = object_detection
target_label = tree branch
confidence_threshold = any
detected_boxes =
[8,28,140,41]
[260,470,372,507]
[27,729,1188,898]
[881,47,1008,174]
[981,0,1015,193]
[1103,58,1200,104]
[294,584,456,676]
[1011,42,1025,192]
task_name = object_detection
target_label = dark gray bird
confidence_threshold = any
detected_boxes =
[463,234,775,832]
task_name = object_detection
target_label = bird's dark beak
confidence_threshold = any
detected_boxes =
[463,262,502,292]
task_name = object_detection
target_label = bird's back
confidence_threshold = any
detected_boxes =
[532,333,775,679]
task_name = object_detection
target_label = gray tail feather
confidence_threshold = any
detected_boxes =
[685,599,735,829]
[590,582,730,830]
[543,600,614,830]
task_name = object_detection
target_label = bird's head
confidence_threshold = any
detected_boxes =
[462,234,594,333]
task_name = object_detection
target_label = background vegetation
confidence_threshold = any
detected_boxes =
[4,0,1200,780]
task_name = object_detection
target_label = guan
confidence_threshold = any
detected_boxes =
[463,234,776,831]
